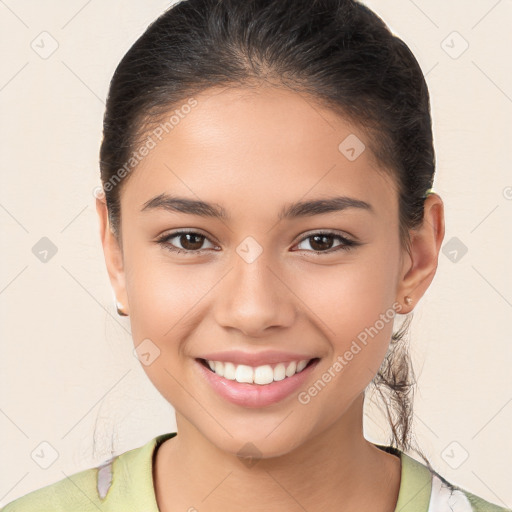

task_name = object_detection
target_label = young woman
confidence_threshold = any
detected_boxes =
[2,0,509,511]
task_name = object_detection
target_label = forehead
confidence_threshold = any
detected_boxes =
[121,86,398,222]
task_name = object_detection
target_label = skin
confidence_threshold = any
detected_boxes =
[96,85,445,512]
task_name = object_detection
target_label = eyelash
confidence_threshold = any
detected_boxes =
[155,230,360,256]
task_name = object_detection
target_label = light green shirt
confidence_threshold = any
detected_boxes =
[2,432,509,511]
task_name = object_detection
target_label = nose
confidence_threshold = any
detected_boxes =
[214,250,296,338]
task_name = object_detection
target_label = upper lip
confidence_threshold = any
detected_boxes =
[197,350,318,367]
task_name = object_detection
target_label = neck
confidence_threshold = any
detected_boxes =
[153,393,401,512]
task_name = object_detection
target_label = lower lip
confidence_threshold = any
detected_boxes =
[195,358,320,408]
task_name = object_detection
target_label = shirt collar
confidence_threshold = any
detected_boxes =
[374,443,433,512]
[102,433,432,512]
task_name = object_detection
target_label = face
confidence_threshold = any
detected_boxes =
[97,85,442,458]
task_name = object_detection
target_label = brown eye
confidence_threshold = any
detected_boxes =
[294,231,359,254]
[175,232,205,251]
[156,230,217,254]
[308,234,336,251]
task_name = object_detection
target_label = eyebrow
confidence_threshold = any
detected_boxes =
[140,193,374,220]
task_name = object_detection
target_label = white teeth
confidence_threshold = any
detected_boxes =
[223,362,236,380]
[204,359,313,385]
[285,361,297,377]
[214,361,224,377]
[296,360,308,372]
[254,365,274,385]
[235,364,254,383]
[273,363,286,381]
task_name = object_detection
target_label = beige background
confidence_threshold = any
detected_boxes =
[0,0,511,508]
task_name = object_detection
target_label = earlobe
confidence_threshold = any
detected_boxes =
[95,197,129,315]
[395,193,445,313]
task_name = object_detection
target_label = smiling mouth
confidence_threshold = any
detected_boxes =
[196,357,320,384]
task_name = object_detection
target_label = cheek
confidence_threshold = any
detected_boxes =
[126,259,211,340]
[123,254,207,406]
[292,250,400,385]
[123,247,225,395]
[295,250,399,331]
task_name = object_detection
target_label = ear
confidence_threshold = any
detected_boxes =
[95,197,129,315]
[395,193,445,313]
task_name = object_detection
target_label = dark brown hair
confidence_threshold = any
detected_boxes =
[98,0,441,474]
